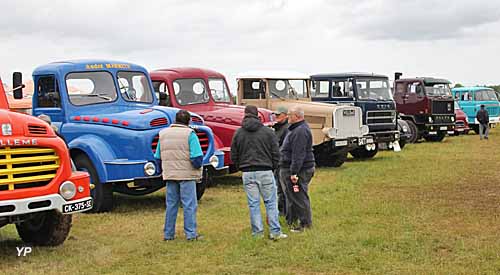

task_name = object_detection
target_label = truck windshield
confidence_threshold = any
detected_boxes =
[474,89,498,101]
[173,78,209,105]
[208,78,231,103]
[269,79,307,99]
[117,71,154,103]
[355,78,392,101]
[425,83,452,97]
[66,71,117,106]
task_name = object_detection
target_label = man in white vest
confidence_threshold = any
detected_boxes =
[154,110,204,241]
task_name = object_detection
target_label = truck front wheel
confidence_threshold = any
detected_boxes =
[16,210,72,246]
[350,145,378,159]
[73,154,113,213]
[406,120,419,143]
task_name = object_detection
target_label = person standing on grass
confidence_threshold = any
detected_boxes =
[280,105,315,232]
[154,110,203,241]
[231,105,287,240]
[476,104,490,140]
[272,106,289,217]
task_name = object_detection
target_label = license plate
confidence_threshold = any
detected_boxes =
[429,131,438,135]
[366,138,374,144]
[440,126,448,130]
[335,140,348,147]
[62,198,93,214]
[343,110,355,116]
[457,129,464,132]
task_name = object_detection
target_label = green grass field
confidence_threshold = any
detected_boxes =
[2,131,500,274]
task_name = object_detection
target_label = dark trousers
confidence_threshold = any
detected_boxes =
[274,167,286,216]
[280,167,315,227]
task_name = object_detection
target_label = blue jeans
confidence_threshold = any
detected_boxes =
[164,180,198,240]
[242,170,282,236]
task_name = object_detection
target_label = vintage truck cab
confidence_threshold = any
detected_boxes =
[452,86,500,134]
[236,71,370,167]
[310,73,400,159]
[393,73,455,142]
[0,74,92,245]
[28,60,225,212]
[150,67,274,172]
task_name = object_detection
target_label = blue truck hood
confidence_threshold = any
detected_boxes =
[68,105,185,130]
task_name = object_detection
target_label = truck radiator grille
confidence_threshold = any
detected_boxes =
[366,111,396,125]
[151,130,209,155]
[432,101,454,114]
[0,147,60,191]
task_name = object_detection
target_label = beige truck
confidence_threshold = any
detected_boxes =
[236,71,372,167]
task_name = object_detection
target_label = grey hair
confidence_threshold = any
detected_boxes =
[289,105,304,118]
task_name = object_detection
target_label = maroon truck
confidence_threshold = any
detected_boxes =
[150,68,275,173]
[393,73,456,142]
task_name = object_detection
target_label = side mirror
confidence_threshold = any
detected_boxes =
[12,72,24,99]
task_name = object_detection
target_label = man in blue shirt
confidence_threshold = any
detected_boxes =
[154,110,204,241]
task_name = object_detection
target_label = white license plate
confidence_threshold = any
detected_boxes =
[440,126,448,130]
[429,131,438,135]
[335,140,348,147]
[62,198,93,214]
[457,129,464,132]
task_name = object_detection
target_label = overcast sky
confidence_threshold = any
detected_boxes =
[1,0,500,89]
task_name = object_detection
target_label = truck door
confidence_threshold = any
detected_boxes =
[459,90,475,122]
[404,81,425,115]
[32,75,65,129]
[238,79,267,109]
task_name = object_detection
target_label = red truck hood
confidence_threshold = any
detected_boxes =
[0,109,55,137]
[455,108,467,121]
[190,103,273,126]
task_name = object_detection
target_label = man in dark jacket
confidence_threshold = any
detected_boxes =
[280,105,315,232]
[476,104,490,140]
[272,106,289,217]
[231,105,287,240]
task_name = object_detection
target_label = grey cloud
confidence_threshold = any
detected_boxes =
[338,0,500,41]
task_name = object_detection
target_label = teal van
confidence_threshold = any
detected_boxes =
[452,87,500,133]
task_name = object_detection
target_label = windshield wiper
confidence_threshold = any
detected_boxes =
[85,93,112,100]
[271,91,285,100]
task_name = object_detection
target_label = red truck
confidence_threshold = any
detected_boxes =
[0,74,92,245]
[150,68,275,173]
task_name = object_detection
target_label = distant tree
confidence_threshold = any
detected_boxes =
[453,83,464,88]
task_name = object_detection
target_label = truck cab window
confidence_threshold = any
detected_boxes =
[66,71,117,106]
[117,71,154,103]
[152,81,171,106]
[408,82,424,95]
[208,78,231,103]
[243,80,265,99]
[37,76,61,108]
[332,81,351,98]
[311,81,329,97]
[172,78,209,105]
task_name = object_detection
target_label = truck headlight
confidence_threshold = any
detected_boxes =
[451,116,455,122]
[60,181,76,200]
[428,117,433,123]
[402,125,408,132]
[144,162,156,176]
[209,155,219,168]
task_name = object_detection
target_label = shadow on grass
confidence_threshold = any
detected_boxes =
[345,155,392,163]
[112,193,165,213]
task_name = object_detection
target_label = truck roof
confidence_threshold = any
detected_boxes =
[452,86,494,92]
[397,77,451,85]
[150,67,225,80]
[311,72,388,79]
[237,71,310,80]
[33,59,149,76]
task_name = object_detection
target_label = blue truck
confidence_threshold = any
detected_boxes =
[22,60,225,212]
[452,86,500,133]
[310,73,400,159]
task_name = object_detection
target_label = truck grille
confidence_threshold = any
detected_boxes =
[333,107,364,139]
[433,115,454,124]
[151,130,209,155]
[0,147,60,191]
[366,111,396,125]
[432,101,454,114]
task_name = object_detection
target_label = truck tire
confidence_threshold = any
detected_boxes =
[424,132,446,142]
[16,210,72,246]
[73,154,113,213]
[472,125,480,134]
[350,145,378,159]
[406,120,419,143]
